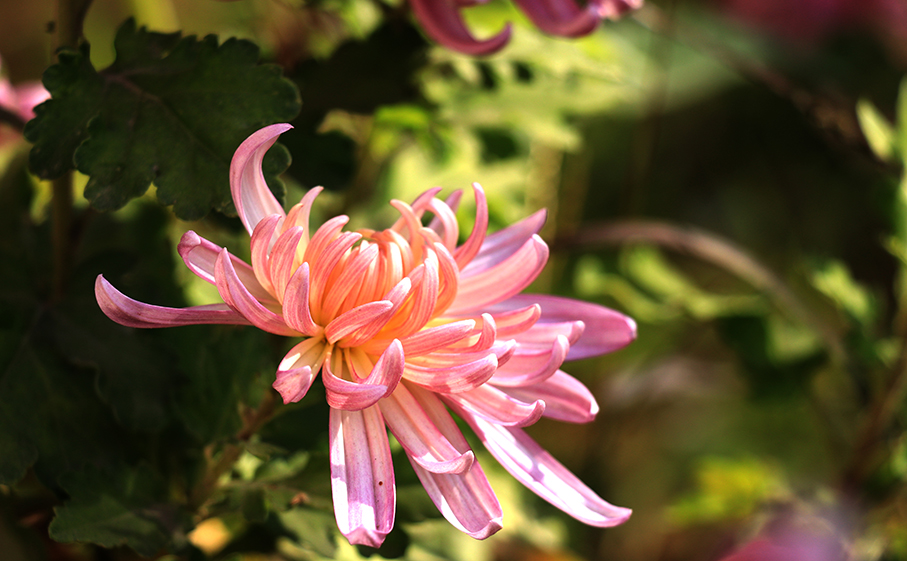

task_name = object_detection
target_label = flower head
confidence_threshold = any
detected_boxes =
[96,123,637,546]
[409,0,643,55]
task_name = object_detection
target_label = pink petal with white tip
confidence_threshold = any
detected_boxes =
[380,383,475,474]
[177,231,276,306]
[408,0,513,55]
[230,123,291,234]
[442,384,545,427]
[458,409,632,527]
[214,249,299,336]
[330,406,395,548]
[404,386,503,538]
[96,276,252,328]
[500,370,600,423]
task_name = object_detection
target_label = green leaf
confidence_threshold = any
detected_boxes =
[172,326,274,444]
[26,18,300,219]
[857,99,897,163]
[49,463,174,557]
[0,308,131,486]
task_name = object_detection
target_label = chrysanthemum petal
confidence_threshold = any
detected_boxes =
[499,295,638,359]
[96,276,252,328]
[268,226,307,300]
[380,384,475,474]
[443,384,545,427]
[283,263,320,336]
[178,231,276,305]
[404,353,497,393]
[345,277,413,348]
[273,365,316,404]
[230,123,290,235]
[326,301,395,344]
[399,319,476,356]
[459,410,633,527]
[459,209,546,276]
[452,183,488,269]
[448,235,548,314]
[499,370,600,423]
[511,0,600,36]
[490,334,569,387]
[408,0,513,55]
[323,342,404,410]
[249,214,283,295]
[404,387,502,538]
[214,249,299,336]
[329,406,395,548]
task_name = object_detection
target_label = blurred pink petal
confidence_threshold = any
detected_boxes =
[97,123,638,546]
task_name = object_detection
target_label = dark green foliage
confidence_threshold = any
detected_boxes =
[49,463,176,557]
[26,19,300,219]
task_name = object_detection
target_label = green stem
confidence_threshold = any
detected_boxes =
[189,391,279,512]
[49,0,93,299]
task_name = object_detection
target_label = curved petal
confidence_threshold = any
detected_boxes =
[512,0,600,37]
[409,0,513,55]
[442,384,545,427]
[494,295,637,359]
[453,183,489,269]
[283,263,321,336]
[249,214,283,295]
[267,226,307,300]
[499,370,599,423]
[178,231,277,305]
[457,408,632,527]
[231,123,291,234]
[273,365,315,404]
[459,209,546,277]
[326,301,395,344]
[214,249,299,336]
[403,353,497,393]
[490,334,569,387]
[447,235,549,315]
[96,276,251,328]
[404,386,502,538]
[323,342,404,410]
[380,383,474,474]
[399,319,476,356]
[330,406,396,548]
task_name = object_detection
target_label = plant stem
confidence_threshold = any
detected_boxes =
[189,391,279,512]
[49,0,93,299]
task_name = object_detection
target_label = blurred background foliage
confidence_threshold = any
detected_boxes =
[2,0,907,560]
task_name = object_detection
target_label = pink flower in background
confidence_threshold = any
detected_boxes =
[719,0,907,46]
[96,123,637,547]
[409,0,643,55]
[0,55,49,147]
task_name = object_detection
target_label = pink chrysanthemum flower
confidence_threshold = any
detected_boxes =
[96,124,637,547]
[409,0,643,55]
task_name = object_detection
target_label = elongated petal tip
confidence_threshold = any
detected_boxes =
[231,123,293,234]
[273,366,315,404]
[468,516,503,540]
[345,527,390,548]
